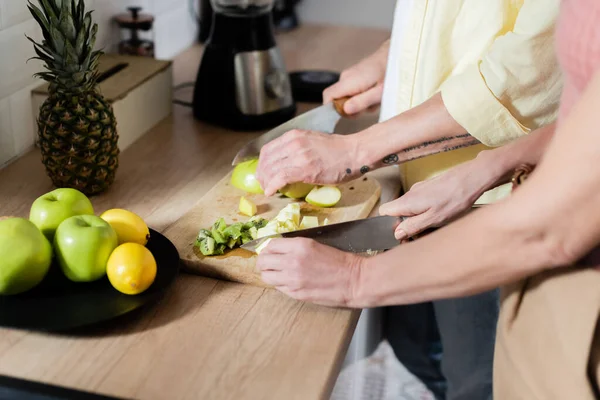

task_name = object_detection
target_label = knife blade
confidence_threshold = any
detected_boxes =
[241,215,402,254]
[231,97,350,166]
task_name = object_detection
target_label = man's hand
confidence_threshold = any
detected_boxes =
[256,129,361,196]
[257,238,365,308]
[379,161,494,240]
[323,40,390,115]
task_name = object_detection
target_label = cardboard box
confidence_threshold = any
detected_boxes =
[32,54,173,151]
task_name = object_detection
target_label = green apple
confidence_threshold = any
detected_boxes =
[231,159,264,194]
[54,215,118,282]
[305,186,342,208]
[29,188,94,242]
[279,183,314,199]
[0,218,52,295]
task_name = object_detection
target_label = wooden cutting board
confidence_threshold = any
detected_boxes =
[163,171,382,287]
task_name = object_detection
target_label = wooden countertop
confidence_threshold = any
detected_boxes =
[0,25,396,400]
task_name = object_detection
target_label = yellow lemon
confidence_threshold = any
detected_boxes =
[106,243,157,295]
[100,209,150,245]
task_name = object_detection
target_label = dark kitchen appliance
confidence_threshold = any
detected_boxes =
[192,0,296,131]
[272,0,301,31]
[114,6,155,58]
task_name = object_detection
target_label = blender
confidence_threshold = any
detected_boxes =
[192,0,296,131]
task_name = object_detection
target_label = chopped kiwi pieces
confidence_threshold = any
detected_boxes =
[214,218,228,234]
[196,217,269,256]
[224,223,243,240]
[227,237,238,249]
[198,236,216,256]
[197,229,212,240]
[211,228,226,244]
[248,226,258,240]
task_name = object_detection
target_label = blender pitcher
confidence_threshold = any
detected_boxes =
[192,0,296,130]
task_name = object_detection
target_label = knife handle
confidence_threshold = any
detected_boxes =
[333,97,351,117]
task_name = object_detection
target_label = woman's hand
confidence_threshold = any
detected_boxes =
[256,238,364,308]
[323,40,390,115]
[256,129,362,196]
[379,160,494,240]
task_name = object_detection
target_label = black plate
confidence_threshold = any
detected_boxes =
[0,229,180,332]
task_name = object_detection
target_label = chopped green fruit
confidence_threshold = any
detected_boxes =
[241,232,253,244]
[197,229,212,240]
[215,243,227,255]
[227,237,239,249]
[305,186,342,208]
[249,226,258,240]
[257,224,279,239]
[196,216,269,256]
[211,228,226,244]
[214,218,228,234]
[280,183,314,199]
[224,223,243,240]
[199,236,216,256]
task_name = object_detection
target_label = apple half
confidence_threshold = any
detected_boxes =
[305,186,342,208]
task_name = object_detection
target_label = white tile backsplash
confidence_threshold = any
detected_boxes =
[0,0,33,30]
[0,19,43,100]
[0,0,198,168]
[154,3,198,60]
[0,97,15,166]
[10,82,39,156]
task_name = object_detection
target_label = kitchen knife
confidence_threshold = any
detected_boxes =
[231,97,350,166]
[241,215,402,254]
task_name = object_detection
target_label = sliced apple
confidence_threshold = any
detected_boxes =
[299,216,319,229]
[280,183,314,199]
[239,196,257,217]
[257,223,279,239]
[274,203,301,226]
[305,186,342,208]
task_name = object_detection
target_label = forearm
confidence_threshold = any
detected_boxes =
[352,93,478,173]
[354,72,600,308]
[355,202,550,307]
[472,122,556,190]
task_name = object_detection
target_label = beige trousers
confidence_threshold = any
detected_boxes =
[494,266,600,399]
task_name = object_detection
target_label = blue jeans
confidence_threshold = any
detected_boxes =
[385,289,499,400]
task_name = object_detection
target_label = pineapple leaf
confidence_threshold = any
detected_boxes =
[63,39,77,68]
[27,2,52,43]
[50,26,65,56]
[39,0,59,26]
[60,12,77,43]
[60,0,71,17]
[77,0,85,26]
[74,28,85,60]
[70,0,79,31]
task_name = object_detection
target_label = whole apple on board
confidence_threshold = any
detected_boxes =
[0,188,158,296]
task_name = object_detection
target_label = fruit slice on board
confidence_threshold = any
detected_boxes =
[299,216,319,229]
[239,196,258,217]
[305,186,342,208]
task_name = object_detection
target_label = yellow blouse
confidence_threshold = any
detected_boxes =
[381,0,563,203]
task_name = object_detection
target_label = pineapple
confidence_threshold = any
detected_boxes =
[27,0,119,196]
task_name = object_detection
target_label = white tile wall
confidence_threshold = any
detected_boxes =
[297,0,395,30]
[0,0,199,167]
